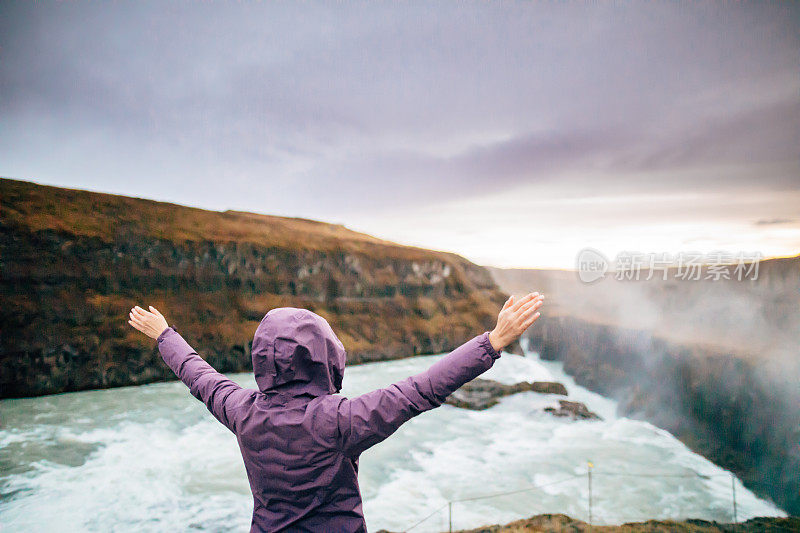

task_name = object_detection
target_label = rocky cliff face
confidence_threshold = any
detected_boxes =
[490,259,800,515]
[522,313,799,516]
[0,177,507,398]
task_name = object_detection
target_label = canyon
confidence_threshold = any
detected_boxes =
[489,257,800,515]
[2,176,796,516]
[0,177,507,398]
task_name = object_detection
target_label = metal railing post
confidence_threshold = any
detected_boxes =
[401,467,740,532]
[448,501,452,532]
[588,461,594,531]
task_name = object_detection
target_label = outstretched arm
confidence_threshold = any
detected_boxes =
[128,305,248,433]
[334,292,544,457]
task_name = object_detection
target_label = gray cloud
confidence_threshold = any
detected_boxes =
[755,218,795,226]
[0,1,798,222]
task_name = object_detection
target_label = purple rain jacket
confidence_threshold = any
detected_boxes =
[156,306,502,532]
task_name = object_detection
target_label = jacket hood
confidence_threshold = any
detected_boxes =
[251,307,346,397]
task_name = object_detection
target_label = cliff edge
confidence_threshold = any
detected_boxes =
[0,177,507,398]
[488,261,800,516]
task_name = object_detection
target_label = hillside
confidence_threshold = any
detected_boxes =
[0,177,508,398]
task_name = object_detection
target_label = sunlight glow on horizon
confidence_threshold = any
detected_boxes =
[1,2,797,270]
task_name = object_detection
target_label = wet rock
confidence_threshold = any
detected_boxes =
[506,338,525,356]
[445,378,567,410]
[530,381,568,395]
[544,399,602,420]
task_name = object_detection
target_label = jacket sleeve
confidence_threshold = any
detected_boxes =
[334,331,502,457]
[156,326,248,434]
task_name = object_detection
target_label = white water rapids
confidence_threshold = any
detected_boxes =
[0,342,785,531]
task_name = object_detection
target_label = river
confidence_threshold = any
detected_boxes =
[0,341,786,532]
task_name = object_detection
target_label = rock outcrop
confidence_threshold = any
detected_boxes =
[377,513,799,532]
[521,314,799,516]
[453,513,799,532]
[544,399,602,420]
[0,177,510,399]
[444,378,567,410]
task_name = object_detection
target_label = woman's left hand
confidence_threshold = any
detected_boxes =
[128,305,170,340]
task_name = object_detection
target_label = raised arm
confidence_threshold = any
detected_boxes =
[128,305,249,433]
[334,292,544,457]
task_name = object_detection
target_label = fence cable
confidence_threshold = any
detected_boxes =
[404,474,582,531]
[592,470,723,479]
[451,473,583,503]
[404,502,451,532]
[402,467,738,532]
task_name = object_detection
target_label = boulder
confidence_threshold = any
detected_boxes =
[445,378,567,410]
[544,399,602,420]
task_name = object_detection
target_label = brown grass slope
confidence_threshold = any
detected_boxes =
[451,513,799,532]
[0,177,507,399]
[376,514,799,533]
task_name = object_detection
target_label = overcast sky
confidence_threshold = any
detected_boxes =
[1,1,798,268]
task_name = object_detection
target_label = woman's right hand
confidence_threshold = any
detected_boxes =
[488,292,544,352]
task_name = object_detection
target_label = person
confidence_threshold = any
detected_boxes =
[128,291,544,532]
